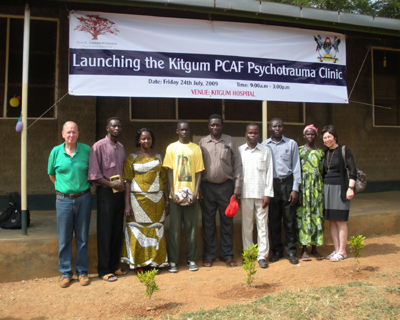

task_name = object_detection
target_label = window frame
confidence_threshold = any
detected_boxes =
[0,14,59,120]
[372,46,400,128]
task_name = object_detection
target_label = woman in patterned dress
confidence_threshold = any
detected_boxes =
[121,128,169,272]
[296,124,325,261]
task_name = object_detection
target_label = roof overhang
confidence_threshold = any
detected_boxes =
[50,0,400,37]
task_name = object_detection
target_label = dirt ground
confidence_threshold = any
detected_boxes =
[1,234,400,320]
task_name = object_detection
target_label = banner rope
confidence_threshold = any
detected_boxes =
[349,99,392,110]
[27,92,69,130]
[348,44,372,100]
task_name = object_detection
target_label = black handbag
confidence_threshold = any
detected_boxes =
[342,146,367,193]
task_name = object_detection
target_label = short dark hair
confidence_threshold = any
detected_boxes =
[107,117,122,126]
[208,114,223,125]
[177,120,190,129]
[246,123,259,131]
[135,128,155,148]
[321,125,338,142]
[269,117,283,126]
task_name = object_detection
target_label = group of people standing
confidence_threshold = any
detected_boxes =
[48,115,356,288]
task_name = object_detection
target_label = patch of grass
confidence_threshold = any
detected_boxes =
[347,281,370,287]
[385,285,400,295]
[370,272,391,278]
[178,283,400,320]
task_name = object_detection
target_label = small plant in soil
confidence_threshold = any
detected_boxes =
[347,235,365,266]
[242,243,259,287]
[137,268,159,309]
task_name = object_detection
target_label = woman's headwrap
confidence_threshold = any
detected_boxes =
[303,124,318,136]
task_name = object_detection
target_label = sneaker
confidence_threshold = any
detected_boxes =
[168,262,178,273]
[78,274,90,286]
[187,261,199,271]
[59,277,71,288]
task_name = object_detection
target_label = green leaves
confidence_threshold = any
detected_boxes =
[242,243,259,287]
[137,268,159,301]
[347,235,366,264]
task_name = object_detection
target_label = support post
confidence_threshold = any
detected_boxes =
[21,3,30,235]
[262,100,267,141]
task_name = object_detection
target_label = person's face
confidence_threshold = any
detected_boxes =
[208,119,223,137]
[269,119,284,139]
[323,132,337,149]
[139,131,152,150]
[182,158,187,166]
[62,123,79,145]
[304,129,317,145]
[107,119,122,138]
[245,125,259,146]
[177,123,190,142]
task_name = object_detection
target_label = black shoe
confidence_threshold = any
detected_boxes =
[287,254,299,265]
[269,252,283,263]
[258,259,269,269]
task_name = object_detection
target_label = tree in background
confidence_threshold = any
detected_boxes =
[265,0,400,19]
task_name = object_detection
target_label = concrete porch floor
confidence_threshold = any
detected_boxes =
[0,191,399,283]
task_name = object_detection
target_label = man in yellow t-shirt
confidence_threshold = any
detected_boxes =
[163,120,204,273]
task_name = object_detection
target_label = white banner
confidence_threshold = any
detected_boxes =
[69,11,348,103]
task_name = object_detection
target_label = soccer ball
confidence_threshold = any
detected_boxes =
[175,187,194,206]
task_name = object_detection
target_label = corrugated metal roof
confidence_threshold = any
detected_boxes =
[53,0,400,37]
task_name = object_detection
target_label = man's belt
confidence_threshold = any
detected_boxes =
[56,189,91,199]
[274,175,292,183]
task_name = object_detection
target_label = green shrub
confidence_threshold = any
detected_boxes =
[242,243,259,287]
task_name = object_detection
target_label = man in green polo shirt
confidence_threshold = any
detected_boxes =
[48,121,92,288]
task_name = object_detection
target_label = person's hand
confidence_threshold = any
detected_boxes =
[124,205,132,217]
[289,191,299,206]
[111,181,125,192]
[165,201,170,216]
[187,197,197,207]
[172,194,184,205]
[261,196,270,209]
[346,188,354,200]
[198,189,203,203]
[234,186,241,207]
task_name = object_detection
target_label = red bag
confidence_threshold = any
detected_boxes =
[225,195,239,217]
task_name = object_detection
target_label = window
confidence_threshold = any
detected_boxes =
[1,16,58,118]
[266,101,304,124]
[373,48,400,127]
[130,97,304,124]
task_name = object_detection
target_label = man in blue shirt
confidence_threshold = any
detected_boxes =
[262,118,301,265]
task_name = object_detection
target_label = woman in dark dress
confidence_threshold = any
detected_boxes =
[321,125,357,262]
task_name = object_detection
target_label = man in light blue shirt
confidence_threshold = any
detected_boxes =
[261,117,301,265]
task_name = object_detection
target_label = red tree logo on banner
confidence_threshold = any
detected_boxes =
[74,15,120,40]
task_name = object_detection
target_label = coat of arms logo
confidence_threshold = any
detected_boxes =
[314,35,341,63]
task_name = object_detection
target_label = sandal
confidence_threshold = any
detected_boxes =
[102,274,117,282]
[301,251,312,261]
[326,251,336,260]
[330,253,347,262]
[310,252,324,260]
[114,268,127,276]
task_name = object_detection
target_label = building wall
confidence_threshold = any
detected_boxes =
[0,3,399,200]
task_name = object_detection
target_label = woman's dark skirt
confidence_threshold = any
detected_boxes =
[324,184,350,221]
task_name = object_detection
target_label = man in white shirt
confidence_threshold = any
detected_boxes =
[239,124,273,268]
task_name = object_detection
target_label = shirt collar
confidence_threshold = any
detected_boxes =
[105,135,120,147]
[267,135,287,145]
[206,133,226,143]
[244,142,262,151]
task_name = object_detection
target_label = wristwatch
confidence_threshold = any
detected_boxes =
[349,186,355,190]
